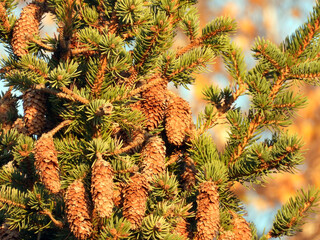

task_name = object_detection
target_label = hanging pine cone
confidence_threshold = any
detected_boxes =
[0,89,18,128]
[139,83,167,131]
[113,182,125,208]
[12,118,27,134]
[230,212,252,240]
[141,136,166,182]
[218,230,236,240]
[165,92,192,146]
[194,181,220,240]
[123,173,149,230]
[91,154,114,218]
[65,179,93,240]
[0,223,20,240]
[23,89,46,136]
[181,155,197,191]
[34,133,61,194]
[173,218,193,240]
[11,2,44,57]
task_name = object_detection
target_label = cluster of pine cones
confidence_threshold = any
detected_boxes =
[0,1,253,239]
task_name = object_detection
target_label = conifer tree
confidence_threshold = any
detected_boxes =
[0,0,320,239]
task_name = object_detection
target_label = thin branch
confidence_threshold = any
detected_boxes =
[28,35,56,52]
[0,197,26,209]
[60,87,90,104]
[40,209,64,228]
[47,120,72,136]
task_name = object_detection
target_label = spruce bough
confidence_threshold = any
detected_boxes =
[0,0,319,239]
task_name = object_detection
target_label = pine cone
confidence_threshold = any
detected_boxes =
[0,223,20,240]
[65,180,93,240]
[12,118,27,134]
[0,89,18,127]
[141,136,166,182]
[194,181,219,240]
[230,212,252,240]
[218,230,236,240]
[11,3,43,57]
[139,83,167,131]
[91,155,114,218]
[173,218,193,240]
[181,155,197,191]
[165,92,192,146]
[123,173,149,229]
[23,89,46,135]
[34,134,61,194]
[113,182,125,208]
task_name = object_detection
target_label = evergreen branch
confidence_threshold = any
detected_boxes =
[47,120,72,136]
[0,196,26,210]
[253,38,287,71]
[71,47,97,56]
[116,74,165,102]
[281,1,320,59]
[35,85,79,102]
[91,56,108,98]
[266,187,320,238]
[228,114,263,165]
[60,87,90,104]
[110,130,145,155]
[176,39,201,57]
[39,209,63,229]
[0,2,11,33]
[28,35,56,52]
[177,16,236,57]
[228,68,290,165]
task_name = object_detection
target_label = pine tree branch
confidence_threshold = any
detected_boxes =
[116,74,165,102]
[28,35,56,52]
[60,87,90,104]
[229,68,290,165]
[39,209,64,229]
[295,19,320,59]
[91,56,108,97]
[0,197,26,209]
[47,120,72,136]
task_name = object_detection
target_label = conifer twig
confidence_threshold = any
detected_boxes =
[0,197,26,209]
[60,87,90,104]
[47,120,72,136]
[40,209,64,228]
[28,35,56,52]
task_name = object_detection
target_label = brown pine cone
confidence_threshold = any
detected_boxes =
[12,118,27,134]
[173,218,193,240]
[113,182,125,208]
[218,230,236,240]
[194,181,220,240]
[23,89,46,136]
[34,134,61,194]
[65,179,93,240]
[165,92,192,146]
[181,155,197,191]
[139,83,167,131]
[11,2,44,57]
[91,154,114,218]
[0,89,18,127]
[230,212,252,240]
[141,136,166,182]
[123,173,149,230]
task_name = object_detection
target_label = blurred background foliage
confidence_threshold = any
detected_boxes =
[0,0,319,239]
